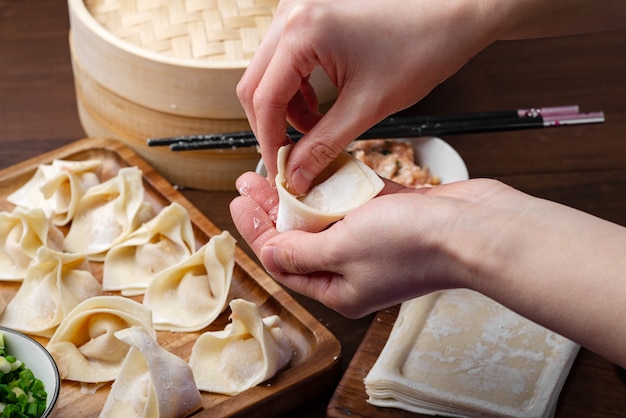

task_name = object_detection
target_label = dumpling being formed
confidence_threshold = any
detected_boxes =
[0,246,102,337]
[275,144,384,232]
[64,166,153,261]
[102,202,196,296]
[189,298,293,396]
[99,326,202,418]
[0,208,64,281]
[7,159,102,226]
[143,230,235,332]
[47,295,155,383]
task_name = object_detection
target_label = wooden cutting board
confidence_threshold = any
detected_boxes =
[0,137,341,417]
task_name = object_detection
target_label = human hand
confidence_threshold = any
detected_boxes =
[237,0,496,195]
[230,170,626,368]
[229,171,515,318]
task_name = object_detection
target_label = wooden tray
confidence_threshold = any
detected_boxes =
[0,137,341,417]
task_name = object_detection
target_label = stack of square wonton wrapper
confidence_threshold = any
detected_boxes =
[365,289,579,417]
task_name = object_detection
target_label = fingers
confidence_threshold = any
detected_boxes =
[258,231,357,315]
[259,229,382,319]
[237,0,297,132]
[251,12,325,181]
[260,230,326,276]
[230,172,280,256]
[238,0,394,195]
[237,1,302,180]
[285,77,322,134]
[230,171,355,314]
[284,103,386,195]
[234,171,279,219]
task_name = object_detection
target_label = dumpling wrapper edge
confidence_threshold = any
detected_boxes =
[275,144,384,233]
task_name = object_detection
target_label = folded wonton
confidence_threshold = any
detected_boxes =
[99,326,202,418]
[7,159,102,226]
[102,202,196,296]
[47,295,155,383]
[189,298,293,396]
[0,208,64,281]
[275,144,384,232]
[143,231,235,332]
[64,166,153,261]
[0,246,102,337]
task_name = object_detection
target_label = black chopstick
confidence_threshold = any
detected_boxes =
[357,112,606,139]
[373,104,580,127]
[147,105,604,151]
[147,105,580,146]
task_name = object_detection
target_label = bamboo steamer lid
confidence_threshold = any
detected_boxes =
[71,39,258,190]
[68,0,336,118]
[67,0,338,190]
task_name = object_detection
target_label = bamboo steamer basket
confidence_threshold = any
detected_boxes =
[70,39,257,190]
[67,0,337,190]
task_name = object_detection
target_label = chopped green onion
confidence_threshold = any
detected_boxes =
[0,332,48,418]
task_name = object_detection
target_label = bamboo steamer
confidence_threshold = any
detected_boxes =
[70,39,258,190]
[67,0,337,190]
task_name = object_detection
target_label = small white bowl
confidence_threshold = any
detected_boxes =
[255,136,469,184]
[0,327,60,417]
[407,136,469,183]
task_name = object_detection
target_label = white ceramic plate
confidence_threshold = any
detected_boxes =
[255,136,469,184]
[0,326,60,417]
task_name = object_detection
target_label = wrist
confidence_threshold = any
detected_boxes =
[429,180,540,294]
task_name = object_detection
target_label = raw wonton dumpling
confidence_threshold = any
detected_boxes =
[143,231,235,332]
[275,144,384,232]
[47,295,155,383]
[0,208,64,281]
[7,159,102,226]
[189,298,293,396]
[99,326,202,418]
[0,246,102,337]
[102,202,196,296]
[64,166,153,261]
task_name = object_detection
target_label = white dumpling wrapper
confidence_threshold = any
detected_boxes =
[7,159,102,226]
[64,166,153,261]
[47,295,155,383]
[364,290,579,417]
[103,202,196,296]
[189,298,293,395]
[143,230,235,332]
[275,144,384,232]
[0,246,102,337]
[99,326,202,418]
[0,208,64,281]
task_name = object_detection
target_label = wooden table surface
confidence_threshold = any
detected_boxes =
[2,2,626,417]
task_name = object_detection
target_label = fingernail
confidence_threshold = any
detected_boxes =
[291,167,314,196]
[236,179,251,196]
[260,244,279,272]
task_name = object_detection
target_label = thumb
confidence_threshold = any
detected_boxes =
[285,91,390,195]
[260,230,333,275]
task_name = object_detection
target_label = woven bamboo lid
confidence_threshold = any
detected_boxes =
[69,0,337,119]
[84,0,276,62]
[70,33,258,191]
